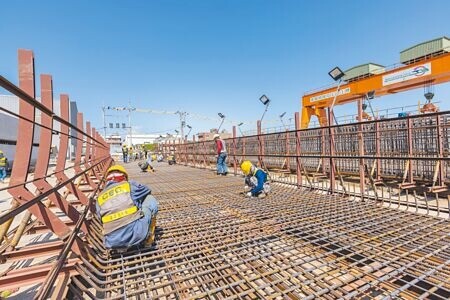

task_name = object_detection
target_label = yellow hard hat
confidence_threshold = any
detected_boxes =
[106,165,128,178]
[240,160,253,175]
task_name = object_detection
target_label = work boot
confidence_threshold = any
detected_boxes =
[258,192,266,199]
[145,217,157,246]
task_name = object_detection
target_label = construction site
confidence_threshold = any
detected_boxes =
[0,18,450,300]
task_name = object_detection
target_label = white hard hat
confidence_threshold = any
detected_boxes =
[213,134,220,139]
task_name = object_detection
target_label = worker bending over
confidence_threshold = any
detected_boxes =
[138,157,155,173]
[96,165,158,249]
[240,160,271,198]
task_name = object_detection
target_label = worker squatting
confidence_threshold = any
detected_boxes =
[97,137,270,250]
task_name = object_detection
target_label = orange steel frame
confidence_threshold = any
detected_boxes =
[301,52,450,128]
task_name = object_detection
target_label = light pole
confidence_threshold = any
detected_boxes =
[217,113,225,132]
[279,112,287,130]
[327,66,346,194]
[259,94,271,123]
[237,122,244,136]
[186,125,192,140]
[327,67,345,125]
[175,111,187,141]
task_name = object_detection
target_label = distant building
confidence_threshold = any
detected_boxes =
[124,134,163,146]
[0,95,64,165]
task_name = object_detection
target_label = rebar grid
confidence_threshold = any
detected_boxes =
[71,163,450,299]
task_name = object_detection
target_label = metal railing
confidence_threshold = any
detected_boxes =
[0,49,113,297]
[169,111,450,218]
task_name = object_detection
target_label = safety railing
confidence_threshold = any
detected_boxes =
[0,49,112,297]
[168,111,450,218]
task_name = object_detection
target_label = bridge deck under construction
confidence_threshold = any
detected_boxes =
[70,163,450,299]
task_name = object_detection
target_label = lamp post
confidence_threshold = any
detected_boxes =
[327,67,345,194]
[279,112,287,130]
[327,67,345,125]
[186,125,192,140]
[237,122,244,136]
[259,94,271,123]
[217,113,225,132]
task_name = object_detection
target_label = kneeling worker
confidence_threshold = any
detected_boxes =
[138,157,155,173]
[240,160,271,198]
[97,165,158,249]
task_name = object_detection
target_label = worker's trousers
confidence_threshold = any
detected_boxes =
[217,152,228,174]
[0,167,6,181]
[141,195,159,239]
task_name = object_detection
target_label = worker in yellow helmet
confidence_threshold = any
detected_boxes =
[240,160,271,198]
[96,164,158,249]
[0,150,8,183]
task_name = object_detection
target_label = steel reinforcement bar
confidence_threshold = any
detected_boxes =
[70,163,449,299]
[0,49,112,296]
[169,112,450,217]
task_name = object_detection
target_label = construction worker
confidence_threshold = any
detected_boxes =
[157,152,164,162]
[0,151,8,183]
[122,145,128,163]
[214,134,228,175]
[138,156,155,173]
[96,165,158,249]
[240,160,271,198]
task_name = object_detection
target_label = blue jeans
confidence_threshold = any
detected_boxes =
[0,167,6,181]
[104,195,158,249]
[216,153,228,174]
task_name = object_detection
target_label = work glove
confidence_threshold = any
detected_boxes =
[246,192,252,197]
[244,185,251,192]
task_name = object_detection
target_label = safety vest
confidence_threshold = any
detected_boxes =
[0,157,7,167]
[97,182,142,235]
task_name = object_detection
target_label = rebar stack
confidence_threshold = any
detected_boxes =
[70,163,450,299]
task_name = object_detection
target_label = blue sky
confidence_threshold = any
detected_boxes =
[1,0,449,136]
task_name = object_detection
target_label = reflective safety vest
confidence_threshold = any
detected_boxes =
[97,182,142,235]
[0,157,7,167]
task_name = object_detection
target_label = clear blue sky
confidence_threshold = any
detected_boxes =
[1,0,449,136]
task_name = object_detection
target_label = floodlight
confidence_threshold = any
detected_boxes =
[279,112,286,119]
[259,95,271,122]
[259,94,270,106]
[238,122,244,127]
[328,66,345,81]
[218,113,225,119]
[367,90,375,100]
[186,125,192,129]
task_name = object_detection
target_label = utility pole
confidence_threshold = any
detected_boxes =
[102,106,107,137]
[128,101,133,146]
[175,111,187,141]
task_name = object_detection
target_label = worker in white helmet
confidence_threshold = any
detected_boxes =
[213,134,228,175]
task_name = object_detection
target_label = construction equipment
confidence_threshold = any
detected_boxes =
[301,36,450,128]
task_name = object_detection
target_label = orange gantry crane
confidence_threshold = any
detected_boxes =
[301,37,450,128]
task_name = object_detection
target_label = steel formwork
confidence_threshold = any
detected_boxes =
[171,111,450,216]
[0,49,112,298]
[70,164,449,299]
